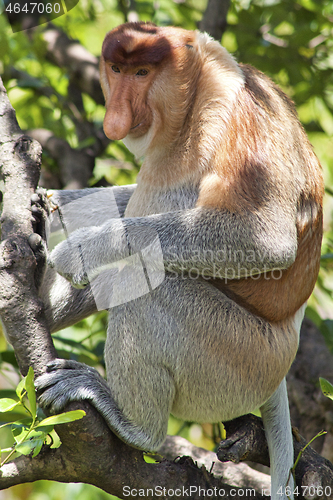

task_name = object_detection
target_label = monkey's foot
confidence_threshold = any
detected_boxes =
[35,358,111,414]
[217,414,269,467]
[35,358,152,450]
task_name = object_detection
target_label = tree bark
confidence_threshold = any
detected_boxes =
[199,0,231,40]
[0,78,57,376]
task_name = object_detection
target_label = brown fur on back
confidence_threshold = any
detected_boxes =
[197,65,323,322]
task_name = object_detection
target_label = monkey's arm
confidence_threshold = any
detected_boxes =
[49,185,136,225]
[48,204,297,288]
[36,185,136,331]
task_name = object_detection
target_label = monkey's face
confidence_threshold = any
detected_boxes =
[99,22,198,157]
[101,62,155,142]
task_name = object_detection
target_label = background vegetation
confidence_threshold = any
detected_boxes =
[0,0,332,498]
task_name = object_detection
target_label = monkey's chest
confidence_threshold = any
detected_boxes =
[125,184,199,217]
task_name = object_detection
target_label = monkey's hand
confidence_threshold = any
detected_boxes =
[30,187,53,242]
[48,219,127,289]
[48,231,90,289]
[29,188,52,290]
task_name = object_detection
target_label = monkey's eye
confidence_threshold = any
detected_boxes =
[136,68,149,76]
[111,65,120,73]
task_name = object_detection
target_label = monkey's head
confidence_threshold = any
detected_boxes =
[100,22,198,157]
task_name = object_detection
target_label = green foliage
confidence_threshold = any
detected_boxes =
[8,482,119,500]
[320,377,333,400]
[0,367,85,466]
[51,311,108,365]
[290,429,327,483]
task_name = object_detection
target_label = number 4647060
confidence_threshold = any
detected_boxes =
[5,3,61,14]
[277,486,332,497]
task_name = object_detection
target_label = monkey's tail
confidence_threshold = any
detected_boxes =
[260,378,294,500]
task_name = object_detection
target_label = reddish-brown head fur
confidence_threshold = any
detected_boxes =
[102,22,172,68]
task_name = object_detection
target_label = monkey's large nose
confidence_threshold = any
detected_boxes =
[103,102,133,141]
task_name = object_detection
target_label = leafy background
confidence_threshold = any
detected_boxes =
[0,0,332,498]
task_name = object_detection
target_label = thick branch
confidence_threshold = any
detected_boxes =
[288,318,333,462]
[199,0,230,41]
[217,414,333,495]
[42,25,104,105]
[0,410,270,499]
[159,435,270,491]
[0,78,57,376]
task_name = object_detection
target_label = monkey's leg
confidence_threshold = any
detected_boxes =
[103,276,300,499]
[104,276,300,447]
[260,379,294,500]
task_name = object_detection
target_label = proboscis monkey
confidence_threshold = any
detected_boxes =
[33,22,323,499]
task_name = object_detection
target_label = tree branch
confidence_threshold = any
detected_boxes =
[0,78,57,376]
[199,0,231,41]
[42,25,104,106]
[217,415,333,495]
[27,128,108,190]
[0,424,269,499]
[288,318,333,463]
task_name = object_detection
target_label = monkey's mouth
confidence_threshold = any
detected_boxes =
[130,122,142,131]
[129,120,148,137]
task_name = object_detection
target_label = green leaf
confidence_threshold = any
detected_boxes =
[32,439,44,457]
[0,447,12,454]
[320,377,333,400]
[25,367,36,418]
[0,351,18,369]
[36,410,86,428]
[16,378,26,400]
[34,424,53,434]
[27,429,48,440]
[0,398,20,412]
[16,438,44,456]
[49,429,62,449]
[0,389,19,400]
[143,452,160,464]
[11,423,30,444]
